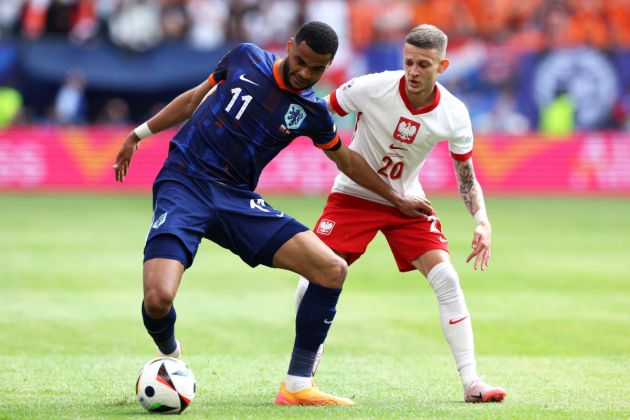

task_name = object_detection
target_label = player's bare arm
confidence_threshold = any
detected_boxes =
[325,144,433,217]
[453,158,491,270]
[113,79,213,182]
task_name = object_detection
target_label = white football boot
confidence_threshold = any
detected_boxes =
[464,377,506,403]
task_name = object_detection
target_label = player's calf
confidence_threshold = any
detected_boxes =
[141,302,179,356]
[295,277,326,376]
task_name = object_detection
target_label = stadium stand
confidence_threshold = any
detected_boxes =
[1,0,630,131]
[1,1,629,193]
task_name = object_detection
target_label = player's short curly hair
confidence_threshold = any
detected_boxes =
[295,21,339,59]
[406,24,448,55]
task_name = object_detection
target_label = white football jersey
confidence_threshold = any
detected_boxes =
[330,70,473,205]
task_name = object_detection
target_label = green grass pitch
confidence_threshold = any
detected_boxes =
[1,194,629,419]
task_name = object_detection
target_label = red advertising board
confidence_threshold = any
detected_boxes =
[1,127,629,194]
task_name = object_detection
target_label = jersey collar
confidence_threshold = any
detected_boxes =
[398,76,441,115]
[273,59,304,94]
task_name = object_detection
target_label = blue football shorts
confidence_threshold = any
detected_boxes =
[144,167,308,268]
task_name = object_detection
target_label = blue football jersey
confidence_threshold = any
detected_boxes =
[163,43,340,190]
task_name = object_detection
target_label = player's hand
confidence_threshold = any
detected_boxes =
[113,134,141,183]
[395,196,433,218]
[466,220,491,270]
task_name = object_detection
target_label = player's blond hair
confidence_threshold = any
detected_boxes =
[405,24,448,56]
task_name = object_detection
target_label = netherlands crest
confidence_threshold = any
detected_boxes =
[284,104,306,129]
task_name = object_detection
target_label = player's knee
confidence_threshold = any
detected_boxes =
[314,256,348,288]
[427,262,461,303]
[144,288,175,318]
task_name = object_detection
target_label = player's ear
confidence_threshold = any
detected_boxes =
[287,37,295,55]
[438,58,450,74]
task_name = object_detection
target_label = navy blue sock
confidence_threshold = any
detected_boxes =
[288,283,341,377]
[141,301,177,354]
[288,347,318,378]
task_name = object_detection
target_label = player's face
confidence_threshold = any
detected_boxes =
[283,38,332,90]
[403,43,449,98]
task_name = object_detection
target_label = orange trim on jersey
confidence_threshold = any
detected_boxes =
[315,134,341,150]
[273,60,303,93]
[451,150,473,161]
[398,77,441,115]
[330,90,348,116]
[208,73,218,87]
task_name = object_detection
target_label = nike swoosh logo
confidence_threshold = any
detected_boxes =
[469,392,482,400]
[239,74,259,86]
[389,144,406,150]
[276,212,284,218]
[449,316,468,325]
[323,319,333,324]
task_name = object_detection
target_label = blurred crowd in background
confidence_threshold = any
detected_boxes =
[1,0,630,134]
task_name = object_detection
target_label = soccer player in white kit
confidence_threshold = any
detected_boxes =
[294,24,506,403]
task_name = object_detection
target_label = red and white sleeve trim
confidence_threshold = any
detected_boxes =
[450,150,473,161]
[329,90,349,116]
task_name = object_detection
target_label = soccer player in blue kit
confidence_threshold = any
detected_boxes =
[113,21,432,406]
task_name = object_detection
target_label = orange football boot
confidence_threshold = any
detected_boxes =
[274,382,354,406]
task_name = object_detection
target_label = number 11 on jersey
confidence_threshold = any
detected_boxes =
[225,88,253,120]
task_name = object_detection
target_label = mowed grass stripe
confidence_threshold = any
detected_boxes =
[0,194,628,418]
[1,355,628,418]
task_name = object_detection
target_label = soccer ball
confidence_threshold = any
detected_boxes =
[135,357,196,414]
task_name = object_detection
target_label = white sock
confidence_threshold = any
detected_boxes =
[427,261,478,387]
[295,276,310,313]
[285,374,312,392]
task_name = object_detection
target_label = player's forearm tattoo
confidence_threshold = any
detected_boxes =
[454,159,484,215]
